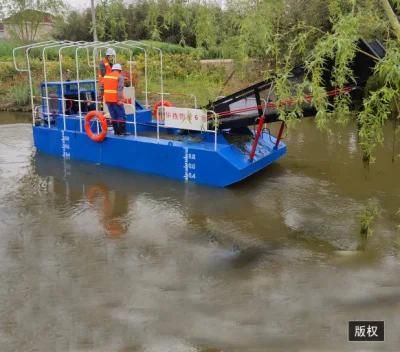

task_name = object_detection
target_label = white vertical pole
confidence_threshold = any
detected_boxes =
[76,42,101,132]
[123,41,153,115]
[59,49,67,131]
[43,43,68,128]
[129,52,137,137]
[59,43,84,131]
[93,47,99,111]
[214,121,217,151]
[208,111,218,151]
[42,47,51,128]
[133,86,137,138]
[144,51,148,109]
[157,50,163,142]
[75,47,83,132]
[26,49,35,126]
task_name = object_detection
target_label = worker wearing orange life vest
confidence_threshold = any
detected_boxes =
[103,63,127,135]
[98,48,116,99]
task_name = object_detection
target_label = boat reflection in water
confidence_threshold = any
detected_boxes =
[33,154,137,240]
[32,150,378,255]
[31,151,281,260]
[85,184,128,239]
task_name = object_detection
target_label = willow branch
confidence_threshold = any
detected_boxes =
[380,0,400,41]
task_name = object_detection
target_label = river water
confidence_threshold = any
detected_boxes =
[0,112,399,351]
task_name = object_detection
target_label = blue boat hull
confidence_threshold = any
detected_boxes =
[32,117,286,187]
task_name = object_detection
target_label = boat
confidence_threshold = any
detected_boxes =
[12,40,289,187]
[12,39,383,187]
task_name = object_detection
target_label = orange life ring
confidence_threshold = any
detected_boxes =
[85,111,108,142]
[153,100,173,121]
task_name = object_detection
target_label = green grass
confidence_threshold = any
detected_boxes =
[0,40,21,59]
[9,83,30,106]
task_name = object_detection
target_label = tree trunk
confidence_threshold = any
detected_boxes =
[91,0,98,41]
[380,0,400,41]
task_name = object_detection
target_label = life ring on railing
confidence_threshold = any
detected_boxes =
[84,111,108,142]
[153,100,173,121]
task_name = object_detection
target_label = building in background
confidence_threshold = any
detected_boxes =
[1,10,54,41]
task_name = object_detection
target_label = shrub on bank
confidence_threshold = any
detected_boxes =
[0,40,21,60]
[10,83,30,106]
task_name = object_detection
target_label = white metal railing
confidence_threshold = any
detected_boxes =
[12,40,220,150]
[43,41,74,128]
[75,41,102,132]
[207,110,219,151]
[13,40,163,137]
[124,40,164,141]
[13,40,57,124]
[90,41,149,138]
[59,42,90,131]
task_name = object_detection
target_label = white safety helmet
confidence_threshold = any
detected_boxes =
[106,48,116,56]
[112,63,122,71]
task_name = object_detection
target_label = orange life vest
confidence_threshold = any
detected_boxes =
[98,58,112,84]
[103,71,121,103]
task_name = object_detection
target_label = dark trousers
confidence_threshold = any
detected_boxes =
[107,103,126,135]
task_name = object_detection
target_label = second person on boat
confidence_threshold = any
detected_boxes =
[103,63,128,135]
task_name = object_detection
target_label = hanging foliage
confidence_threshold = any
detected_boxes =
[49,0,400,159]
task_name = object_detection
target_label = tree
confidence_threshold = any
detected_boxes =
[193,2,218,49]
[226,0,399,160]
[53,9,93,42]
[96,0,127,41]
[145,0,167,41]
[3,0,64,41]
[125,1,151,40]
[357,0,400,160]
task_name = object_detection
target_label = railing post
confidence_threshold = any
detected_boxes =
[274,121,285,150]
[249,116,265,161]
[207,110,218,151]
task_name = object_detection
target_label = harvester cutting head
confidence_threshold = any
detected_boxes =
[205,39,386,130]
